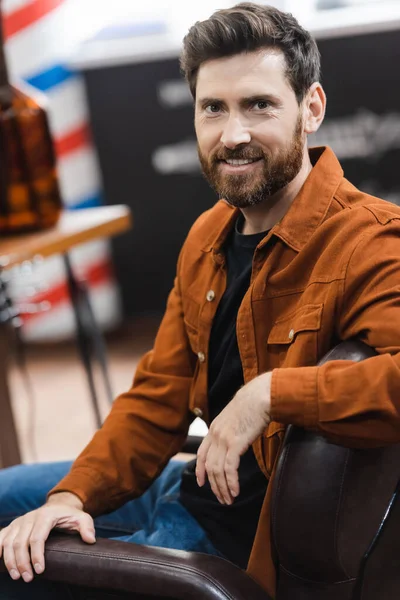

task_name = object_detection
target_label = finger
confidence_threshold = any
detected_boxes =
[2,529,21,581]
[225,450,241,498]
[14,521,35,582]
[210,444,234,505]
[196,436,211,486]
[206,466,224,504]
[205,446,228,505]
[0,527,6,559]
[78,514,96,544]
[29,515,55,575]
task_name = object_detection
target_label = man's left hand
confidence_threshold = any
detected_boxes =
[195,372,272,505]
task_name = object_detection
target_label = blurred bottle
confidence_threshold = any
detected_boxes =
[0,1,62,234]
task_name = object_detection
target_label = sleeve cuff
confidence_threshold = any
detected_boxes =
[270,366,319,428]
[47,469,107,516]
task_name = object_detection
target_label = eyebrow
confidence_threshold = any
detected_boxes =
[197,94,281,108]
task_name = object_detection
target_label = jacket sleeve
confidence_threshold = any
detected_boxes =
[270,218,400,446]
[48,250,195,516]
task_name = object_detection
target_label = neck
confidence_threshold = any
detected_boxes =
[240,148,313,235]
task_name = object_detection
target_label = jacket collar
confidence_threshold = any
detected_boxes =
[271,146,343,252]
[200,146,344,254]
[200,201,238,254]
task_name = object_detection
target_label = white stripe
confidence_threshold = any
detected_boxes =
[57,147,103,206]
[22,282,122,341]
[5,2,79,81]
[70,240,112,266]
[46,77,90,139]
[8,241,113,298]
[2,0,30,15]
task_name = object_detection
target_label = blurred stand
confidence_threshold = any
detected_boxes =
[0,204,131,466]
[2,0,122,342]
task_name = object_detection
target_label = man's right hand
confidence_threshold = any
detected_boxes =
[0,492,96,583]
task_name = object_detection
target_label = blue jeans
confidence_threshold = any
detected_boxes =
[0,460,221,599]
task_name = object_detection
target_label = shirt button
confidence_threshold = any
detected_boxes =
[288,329,295,341]
[206,289,215,302]
[193,407,203,418]
[198,351,206,363]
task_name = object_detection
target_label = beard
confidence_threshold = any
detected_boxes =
[198,114,305,208]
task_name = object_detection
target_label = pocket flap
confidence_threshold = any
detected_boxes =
[265,420,286,438]
[267,303,323,345]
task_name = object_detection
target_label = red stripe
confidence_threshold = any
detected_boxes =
[19,261,114,323]
[4,0,66,39]
[54,124,92,158]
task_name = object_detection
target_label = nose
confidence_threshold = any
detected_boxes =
[220,116,251,149]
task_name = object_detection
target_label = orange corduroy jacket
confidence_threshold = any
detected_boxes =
[50,146,400,597]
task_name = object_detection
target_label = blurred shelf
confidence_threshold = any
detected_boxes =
[0,205,132,270]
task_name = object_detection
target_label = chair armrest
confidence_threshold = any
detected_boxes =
[0,533,271,600]
[181,435,204,454]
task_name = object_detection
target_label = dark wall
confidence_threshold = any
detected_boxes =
[314,28,400,202]
[83,58,215,316]
[83,28,400,316]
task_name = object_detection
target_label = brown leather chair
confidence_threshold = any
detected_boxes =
[272,340,400,600]
[1,340,400,599]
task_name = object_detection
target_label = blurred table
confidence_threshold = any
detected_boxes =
[0,205,132,468]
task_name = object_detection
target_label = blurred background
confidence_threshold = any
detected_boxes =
[1,0,400,463]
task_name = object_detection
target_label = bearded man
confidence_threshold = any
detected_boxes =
[1,3,400,599]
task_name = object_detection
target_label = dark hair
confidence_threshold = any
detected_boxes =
[180,2,321,104]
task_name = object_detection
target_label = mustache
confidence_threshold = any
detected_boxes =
[213,148,265,162]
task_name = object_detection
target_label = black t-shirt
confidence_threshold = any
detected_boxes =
[180,217,269,569]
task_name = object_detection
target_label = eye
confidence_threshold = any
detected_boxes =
[205,104,221,114]
[253,100,270,110]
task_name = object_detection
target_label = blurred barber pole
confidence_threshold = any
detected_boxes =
[2,0,121,340]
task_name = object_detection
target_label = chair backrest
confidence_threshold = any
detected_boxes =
[271,340,400,600]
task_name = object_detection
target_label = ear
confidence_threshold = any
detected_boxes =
[303,82,326,134]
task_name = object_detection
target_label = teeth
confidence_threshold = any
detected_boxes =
[225,158,258,165]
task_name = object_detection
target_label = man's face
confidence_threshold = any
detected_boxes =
[195,50,307,208]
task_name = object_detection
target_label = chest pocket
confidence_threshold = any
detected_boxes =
[267,303,323,368]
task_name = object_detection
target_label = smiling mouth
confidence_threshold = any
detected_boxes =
[221,158,262,165]
[219,157,262,168]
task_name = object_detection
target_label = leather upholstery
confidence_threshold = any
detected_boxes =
[272,340,400,600]
[1,340,400,599]
[25,534,271,599]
